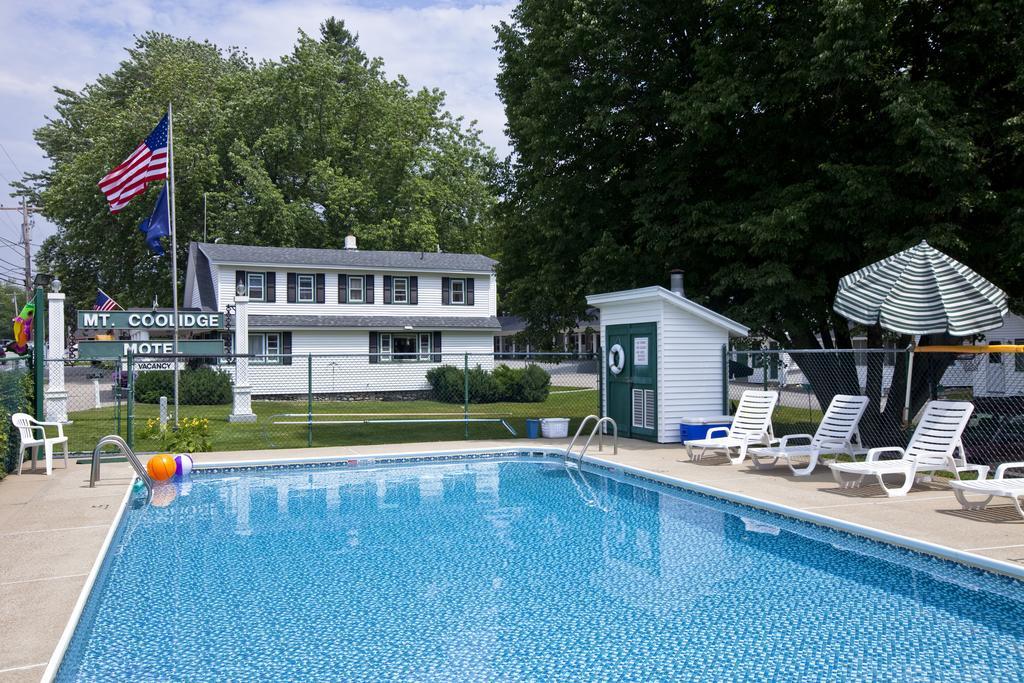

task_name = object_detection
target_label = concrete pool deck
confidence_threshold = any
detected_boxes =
[1,437,1022,681]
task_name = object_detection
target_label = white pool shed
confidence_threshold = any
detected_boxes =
[586,274,749,443]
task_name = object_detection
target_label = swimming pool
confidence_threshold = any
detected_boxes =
[56,453,1024,681]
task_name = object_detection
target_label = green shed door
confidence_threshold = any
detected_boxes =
[606,322,657,441]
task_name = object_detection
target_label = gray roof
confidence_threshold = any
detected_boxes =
[244,314,502,330]
[195,242,497,273]
[191,243,217,311]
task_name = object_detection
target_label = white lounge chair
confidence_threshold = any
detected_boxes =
[829,401,988,497]
[11,412,69,476]
[950,462,1024,519]
[748,394,869,475]
[684,390,778,464]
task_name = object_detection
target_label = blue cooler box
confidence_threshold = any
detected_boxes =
[679,416,733,443]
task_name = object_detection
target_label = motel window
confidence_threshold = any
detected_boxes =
[393,277,409,304]
[379,332,432,362]
[348,276,364,303]
[297,275,315,303]
[450,279,466,305]
[249,333,282,364]
[246,272,265,301]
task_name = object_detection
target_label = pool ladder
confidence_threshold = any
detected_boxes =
[90,435,155,500]
[565,415,618,465]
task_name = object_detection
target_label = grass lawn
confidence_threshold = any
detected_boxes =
[66,386,600,454]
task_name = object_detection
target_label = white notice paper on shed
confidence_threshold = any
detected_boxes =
[634,338,649,366]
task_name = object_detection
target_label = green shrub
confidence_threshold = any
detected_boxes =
[519,364,551,402]
[425,365,464,402]
[467,365,501,403]
[427,363,551,403]
[135,368,232,405]
[134,371,173,403]
[142,416,212,452]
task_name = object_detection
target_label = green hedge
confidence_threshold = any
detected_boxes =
[135,368,232,405]
[426,363,550,404]
[0,365,32,477]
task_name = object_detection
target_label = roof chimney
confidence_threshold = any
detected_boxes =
[343,235,358,251]
[669,269,685,297]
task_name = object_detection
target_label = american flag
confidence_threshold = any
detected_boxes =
[93,289,122,312]
[98,114,169,213]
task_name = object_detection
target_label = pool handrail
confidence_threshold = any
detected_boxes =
[566,416,618,464]
[90,435,155,497]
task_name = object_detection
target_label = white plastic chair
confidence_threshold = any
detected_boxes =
[684,390,779,464]
[828,401,988,497]
[11,412,69,475]
[748,394,869,475]
[950,462,1024,519]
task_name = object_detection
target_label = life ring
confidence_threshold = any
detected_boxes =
[608,344,625,375]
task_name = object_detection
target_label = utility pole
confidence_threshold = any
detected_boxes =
[0,198,41,290]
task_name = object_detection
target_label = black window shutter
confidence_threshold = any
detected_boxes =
[410,276,418,305]
[338,273,347,303]
[369,331,379,363]
[282,331,293,365]
[432,331,442,362]
[287,273,296,303]
[441,277,450,305]
[315,273,326,303]
[365,274,375,304]
[383,276,392,304]
[236,270,246,293]
[265,272,276,302]
[466,278,475,306]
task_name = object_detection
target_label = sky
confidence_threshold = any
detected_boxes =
[0,0,516,284]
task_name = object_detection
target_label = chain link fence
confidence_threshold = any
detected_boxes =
[46,352,600,454]
[0,357,31,476]
[728,347,1024,471]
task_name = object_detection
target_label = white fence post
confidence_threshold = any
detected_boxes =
[44,288,68,422]
[229,291,256,423]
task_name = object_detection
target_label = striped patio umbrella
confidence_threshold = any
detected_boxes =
[834,240,1008,337]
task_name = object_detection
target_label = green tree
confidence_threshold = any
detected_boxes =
[26,20,498,311]
[495,0,1024,347]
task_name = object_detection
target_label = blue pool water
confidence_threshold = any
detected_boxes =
[58,455,1024,681]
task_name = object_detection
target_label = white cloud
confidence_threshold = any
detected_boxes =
[0,0,514,258]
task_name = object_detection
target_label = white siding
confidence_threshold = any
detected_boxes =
[215,267,494,319]
[596,296,733,443]
[224,329,494,396]
[657,301,728,442]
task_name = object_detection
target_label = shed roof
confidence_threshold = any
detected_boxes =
[586,286,749,337]
[194,242,496,273]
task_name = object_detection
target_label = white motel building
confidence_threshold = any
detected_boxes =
[182,237,500,397]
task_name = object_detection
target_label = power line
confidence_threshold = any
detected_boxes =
[0,142,23,176]
[0,254,27,272]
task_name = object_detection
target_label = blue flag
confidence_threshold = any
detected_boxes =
[138,184,169,256]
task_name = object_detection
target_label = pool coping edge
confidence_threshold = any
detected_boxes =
[40,478,135,683]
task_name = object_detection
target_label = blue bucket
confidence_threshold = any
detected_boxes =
[526,419,541,439]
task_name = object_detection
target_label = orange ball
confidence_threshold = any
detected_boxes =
[147,453,177,481]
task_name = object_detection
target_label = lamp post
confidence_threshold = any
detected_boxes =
[31,273,52,420]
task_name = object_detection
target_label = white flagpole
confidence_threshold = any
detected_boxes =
[168,103,180,424]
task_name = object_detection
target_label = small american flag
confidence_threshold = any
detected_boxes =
[98,114,169,213]
[93,289,122,312]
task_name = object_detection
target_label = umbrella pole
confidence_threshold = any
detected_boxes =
[902,338,918,425]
